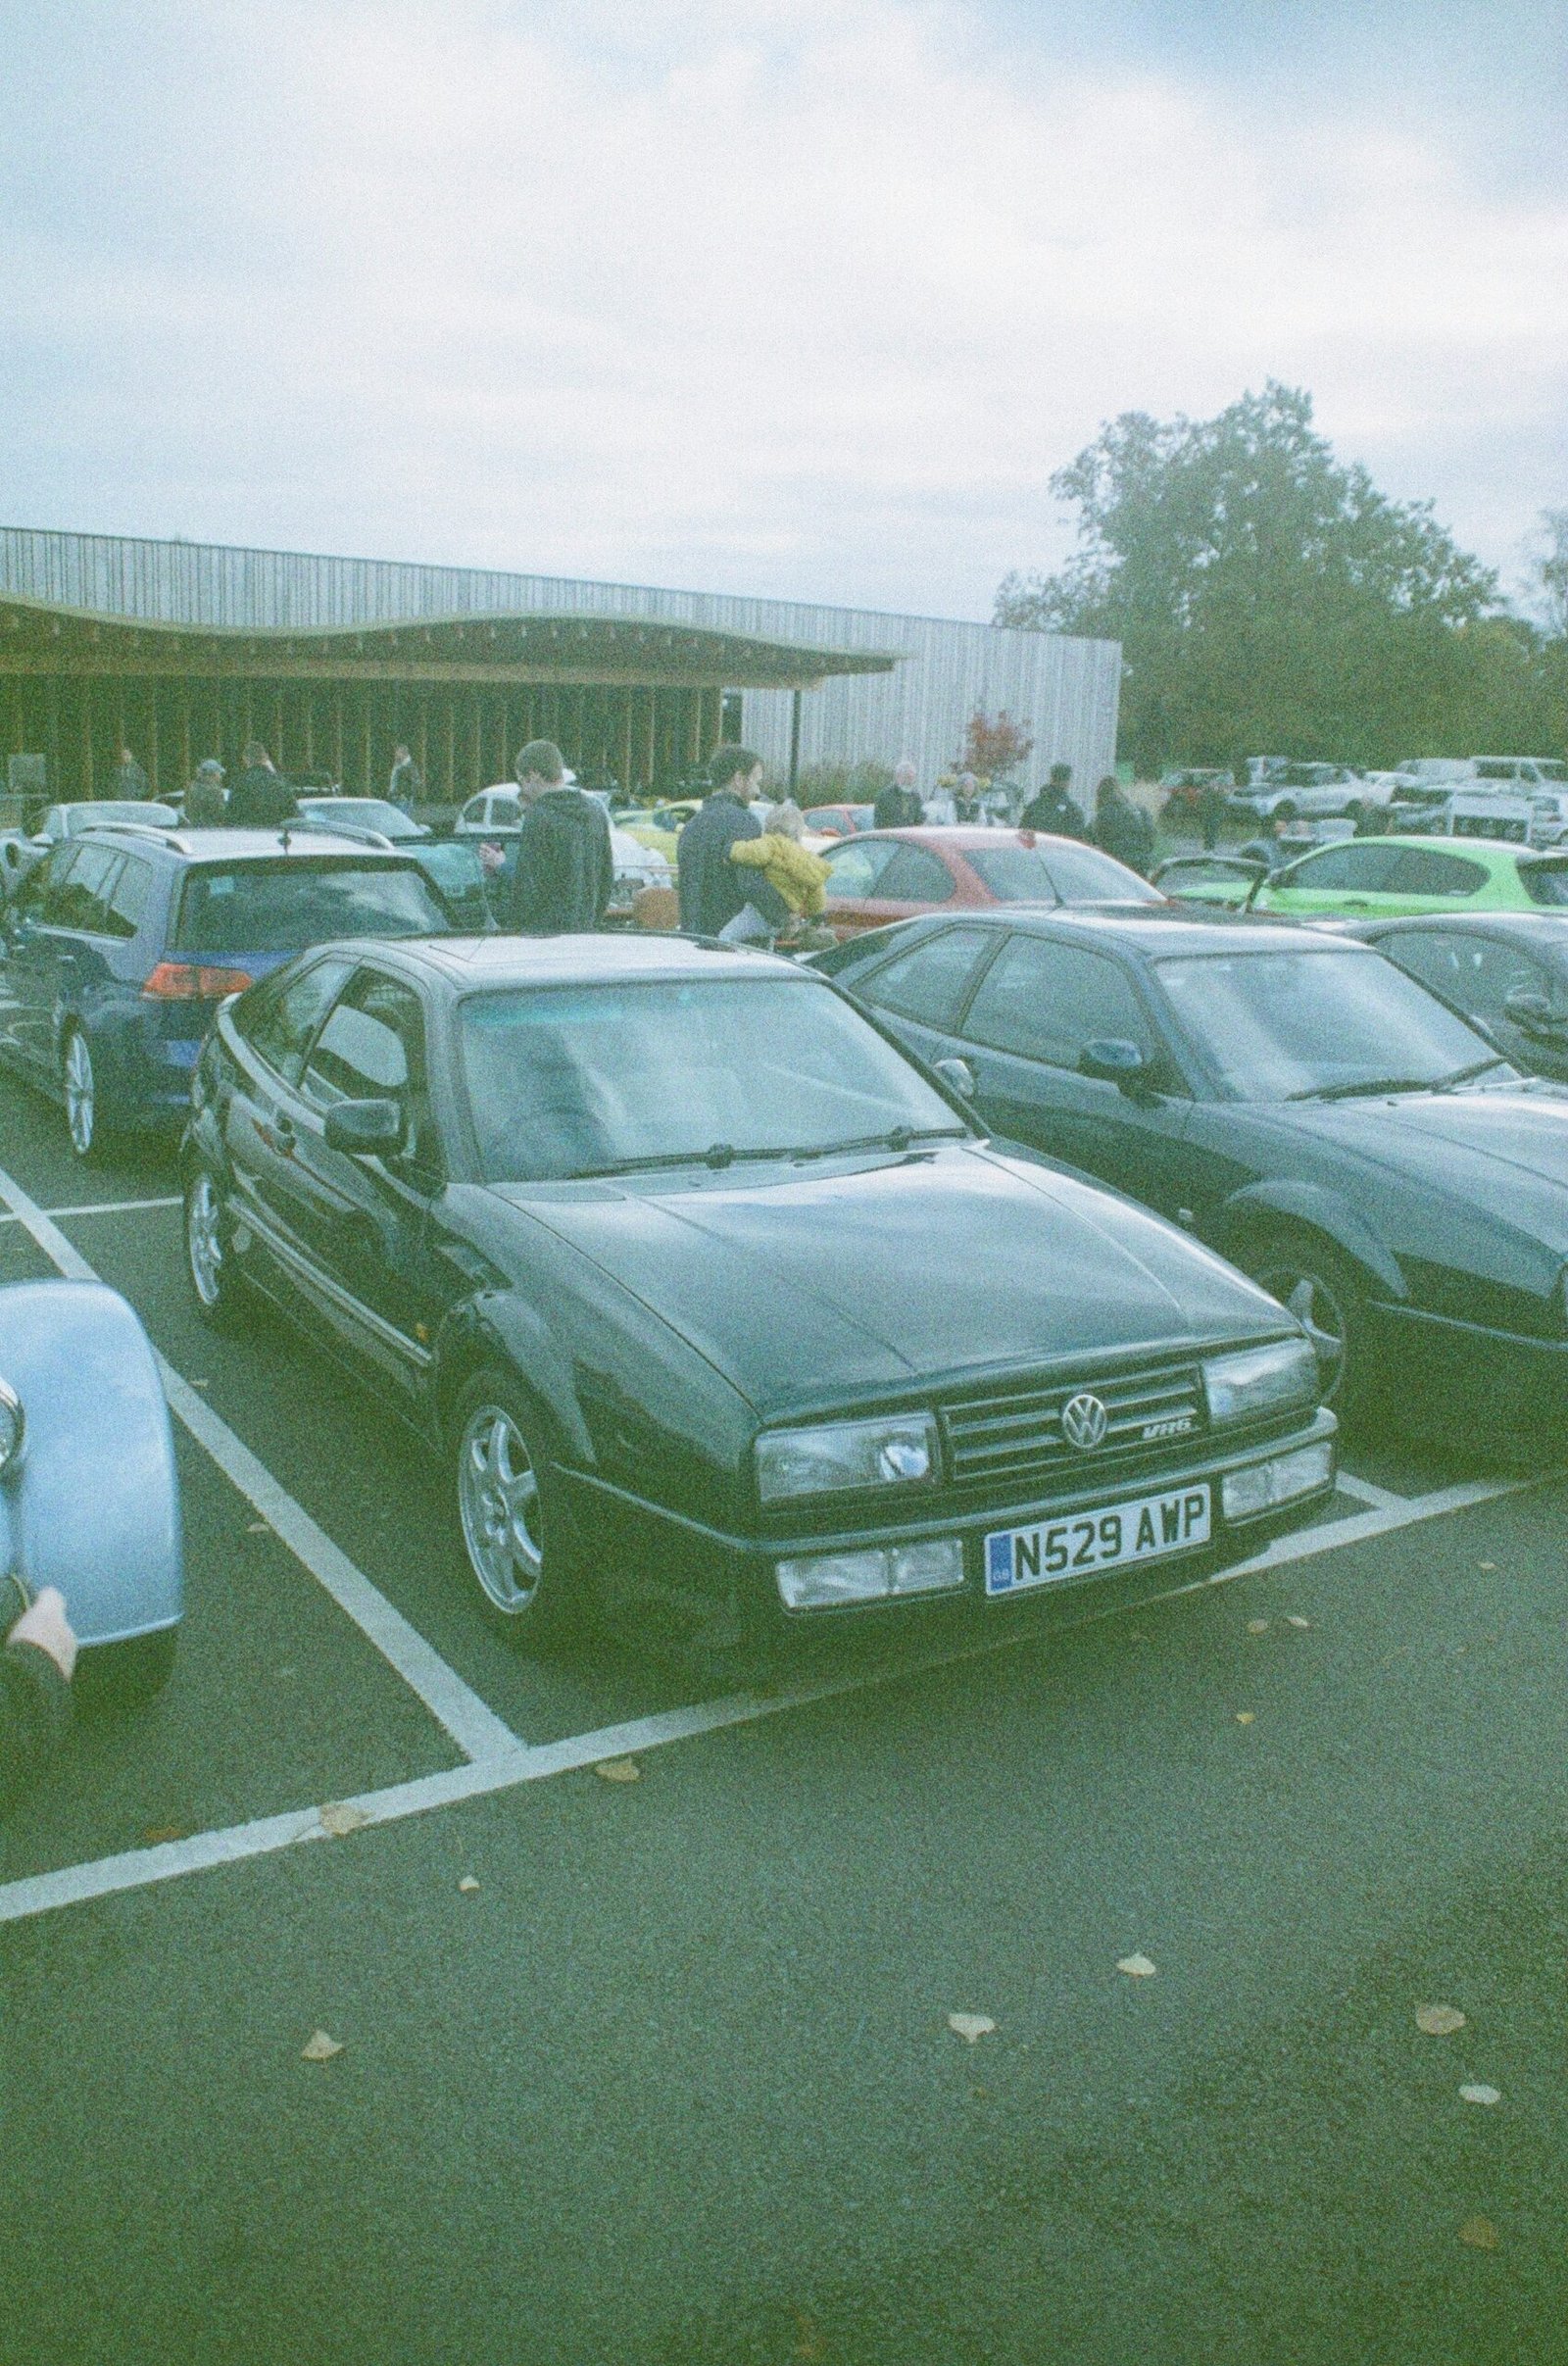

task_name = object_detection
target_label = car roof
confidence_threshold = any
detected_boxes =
[331,933,817,990]
[1307,834,1553,864]
[74,825,419,864]
[846,826,1092,850]
[1352,911,1568,946]
[847,907,1368,960]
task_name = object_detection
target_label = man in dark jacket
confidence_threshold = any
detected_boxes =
[1092,775,1155,875]
[677,747,792,939]
[873,760,924,829]
[0,1581,74,1812]
[108,743,152,800]
[1019,763,1085,837]
[510,740,614,933]
[227,741,296,828]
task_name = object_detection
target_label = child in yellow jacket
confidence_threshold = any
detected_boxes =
[721,803,831,941]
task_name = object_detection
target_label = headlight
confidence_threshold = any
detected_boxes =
[1202,1339,1319,1425]
[0,1377,24,1474]
[756,1411,939,1503]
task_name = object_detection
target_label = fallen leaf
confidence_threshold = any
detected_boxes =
[319,1801,369,1837]
[1478,1561,1496,1571]
[276,1665,297,1680]
[1287,1615,1311,1630]
[1460,2084,1501,2106]
[1235,1711,1255,1725]
[947,2012,996,2044]
[593,1756,641,1784]
[301,2030,342,2062]
[458,1875,480,1894]
[1458,2214,1499,2250]
[1116,1953,1158,1979]
[792,2310,826,2362]
[1416,2003,1467,2036]
[142,1823,186,1847]
[247,1519,269,1534]
[190,1378,210,1390]
[1246,1618,1270,1635]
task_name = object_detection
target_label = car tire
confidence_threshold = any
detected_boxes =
[1273,799,1298,824]
[60,1024,110,1162]
[77,1627,178,1713]
[452,1369,577,1641]
[1247,1231,1376,1416]
[183,1163,250,1332]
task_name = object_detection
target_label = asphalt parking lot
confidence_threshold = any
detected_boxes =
[3,1066,1568,2365]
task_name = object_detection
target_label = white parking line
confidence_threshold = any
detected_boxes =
[0,1160,520,1764]
[0,1460,1544,1927]
[0,1194,181,1225]
[1333,1471,1409,1510]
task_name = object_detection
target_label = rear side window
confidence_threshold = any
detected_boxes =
[963,935,1153,1068]
[1388,848,1487,897]
[874,845,954,903]
[1523,862,1568,909]
[48,842,122,932]
[821,840,898,899]
[105,855,154,939]
[970,843,1158,904]
[1274,844,1402,893]
[236,957,356,1086]
[172,862,449,953]
[858,928,995,1030]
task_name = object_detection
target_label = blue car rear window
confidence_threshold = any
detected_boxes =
[172,861,450,953]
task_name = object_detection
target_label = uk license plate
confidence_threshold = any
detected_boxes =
[984,1483,1211,1598]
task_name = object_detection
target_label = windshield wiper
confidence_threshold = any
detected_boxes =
[1428,1056,1513,1090]
[1287,1075,1445,1103]
[570,1125,969,1179]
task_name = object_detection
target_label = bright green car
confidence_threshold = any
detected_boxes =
[1248,837,1568,919]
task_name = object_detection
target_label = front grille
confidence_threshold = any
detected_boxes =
[941,1362,1205,1491]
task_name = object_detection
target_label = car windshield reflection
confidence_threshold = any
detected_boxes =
[458,977,966,1182]
[1154,949,1516,1102]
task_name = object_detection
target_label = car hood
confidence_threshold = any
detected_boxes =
[1258,1084,1568,1245]
[494,1144,1293,1415]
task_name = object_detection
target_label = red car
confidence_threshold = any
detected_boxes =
[802,803,875,839]
[817,827,1161,939]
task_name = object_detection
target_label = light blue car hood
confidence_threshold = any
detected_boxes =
[0,1282,182,1647]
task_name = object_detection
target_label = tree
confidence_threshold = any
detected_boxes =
[958,708,1034,781]
[996,383,1518,772]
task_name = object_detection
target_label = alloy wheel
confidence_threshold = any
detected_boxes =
[458,1403,545,1614]
[63,1029,95,1157]
[186,1170,224,1308]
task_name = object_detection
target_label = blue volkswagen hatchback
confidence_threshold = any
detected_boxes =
[0,824,453,1158]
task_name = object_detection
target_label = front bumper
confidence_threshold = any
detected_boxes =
[566,1408,1338,1650]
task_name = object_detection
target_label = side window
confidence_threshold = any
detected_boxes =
[1388,848,1487,897]
[1274,844,1402,894]
[48,843,122,933]
[105,855,153,940]
[1377,932,1471,1008]
[237,956,356,1087]
[962,936,1153,1069]
[1462,940,1557,1022]
[821,840,897,900]
[302,968,436,1163]
[19,846,76,920]
[488,793,521,829]
[858,928,995,1030]
[873,845,955,904]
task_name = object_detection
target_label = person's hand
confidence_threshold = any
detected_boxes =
[11,1587,76,1682]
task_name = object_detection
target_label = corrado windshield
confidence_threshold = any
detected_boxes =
[458,977,970,1183]
[1154,949,1515,1103]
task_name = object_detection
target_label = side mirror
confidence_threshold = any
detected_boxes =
[1503,987,1564,1034]
[933,1056,977,1101]
[323,1097,407,1156]
[1080,1038,1155,1097]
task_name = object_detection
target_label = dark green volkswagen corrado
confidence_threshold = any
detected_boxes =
[180,935,1335,1662]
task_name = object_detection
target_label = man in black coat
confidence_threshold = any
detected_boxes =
[1019,763,1085,837]
[510,740,614,933]
[226,741,297,828]
[676,747,792,939]
[873,760,924,829]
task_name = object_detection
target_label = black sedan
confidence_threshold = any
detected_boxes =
[180,934,1334,1661]
[1348,912,1568,1084]
[811,910,1568,1435]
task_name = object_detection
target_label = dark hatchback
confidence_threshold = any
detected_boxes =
[812,909,1568,1436]
[1348,912,1568,1085]
[0,826,453,1158]
[181,934,1334,1664]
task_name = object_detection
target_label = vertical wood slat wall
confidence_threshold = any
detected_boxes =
[1,676,728,804]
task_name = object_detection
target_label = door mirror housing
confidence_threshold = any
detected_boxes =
[1079,1037,1156,1097]
[932,1056,977,1101]
[1503,986,1565,1034]
[323,1097,407,1156]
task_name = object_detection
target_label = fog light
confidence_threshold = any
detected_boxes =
[776,1550,890,1609]
[1222,1443,1334,1521]
[890,1538,965,1596]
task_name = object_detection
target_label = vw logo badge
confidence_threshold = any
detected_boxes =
[1061,1392,1109,1452]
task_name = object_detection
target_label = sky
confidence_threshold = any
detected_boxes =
[1,0,1563,619]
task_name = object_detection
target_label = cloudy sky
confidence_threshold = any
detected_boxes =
[2,0,1563,616]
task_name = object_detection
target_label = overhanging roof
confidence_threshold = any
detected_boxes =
[0,593,900,690]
